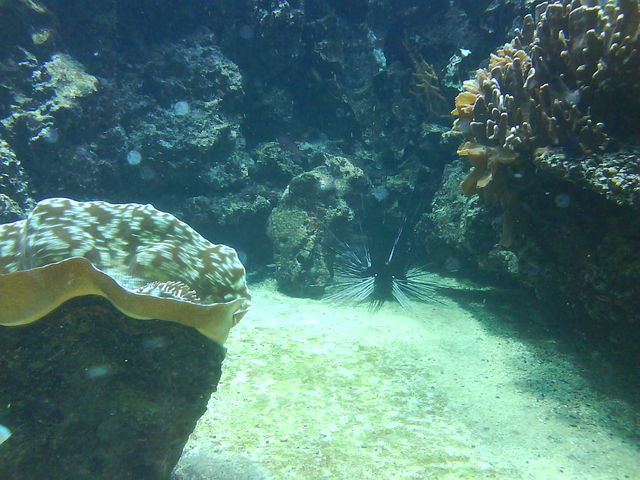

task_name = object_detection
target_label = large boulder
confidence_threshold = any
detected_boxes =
[267,153,369,297]
[0,296,226,480]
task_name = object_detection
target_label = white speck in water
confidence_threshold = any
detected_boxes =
[239,24,254,40]
[139,165,156,181]
[126,149,142,166]
[173,101,190,116]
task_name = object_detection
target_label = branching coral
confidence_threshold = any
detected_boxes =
[404,33,448,115]
[452,0,640,238]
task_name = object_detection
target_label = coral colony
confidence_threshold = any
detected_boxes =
[452,0,640,243]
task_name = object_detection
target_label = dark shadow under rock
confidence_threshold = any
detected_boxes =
[0,296,226,480]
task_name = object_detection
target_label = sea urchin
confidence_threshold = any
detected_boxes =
[325,220,443,310]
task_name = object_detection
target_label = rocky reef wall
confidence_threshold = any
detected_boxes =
[427,0,640,330]
[1,0,638,330]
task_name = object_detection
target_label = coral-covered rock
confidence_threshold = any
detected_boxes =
[0,138,33,220]
[0,194,24,224]
[0,196,249,478]
[419,160,499,273]
[427,145,640,327]
[533,147,640,210]
[267,153,369,296]
[1,51,98,148]
[0,0,54,59]
[452,0,640,200]
[435,0,640,326]
[251,141,306,186]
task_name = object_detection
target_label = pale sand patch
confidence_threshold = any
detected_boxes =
[176,280,640,480]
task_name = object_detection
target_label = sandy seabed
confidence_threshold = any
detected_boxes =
[175,280,640,480]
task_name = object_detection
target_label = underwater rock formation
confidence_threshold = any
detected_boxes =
[0,296,225,480]
[427,151,640,326]
[0,49,99,161]
[0,30,247,203]
[267,153,369,297]
[0,0,53,58]
[423,162,498,266]
[0,138,33,222]
[533,147,640,210]
[121,32,246,193]
[429,0,640,326]
[177,141,309,268]
[0,0,516,280]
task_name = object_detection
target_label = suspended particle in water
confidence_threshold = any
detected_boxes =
[126,149,142,166]
[372,185,389,202]
[173,101,190,116]
[554,193,571,208]
[139,165,156,181]
[239,24,254,40]
[142,336,167,350]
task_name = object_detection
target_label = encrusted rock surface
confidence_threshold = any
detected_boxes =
[0,296,226,480]
[422,161,498,267]
[267,153,369,297]
[426,149,640,326]
[433,0,640,326]
[1,50,98,151]
[533,147,640,210]
[0,138,33,222]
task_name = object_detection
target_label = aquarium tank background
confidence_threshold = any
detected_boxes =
[1,0,639,479]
